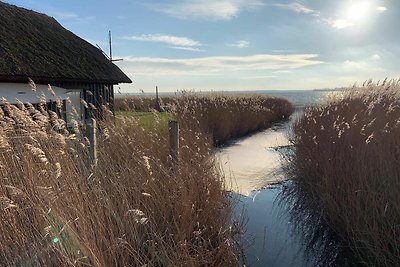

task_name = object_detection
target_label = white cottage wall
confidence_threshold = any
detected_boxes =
[66,89,83,124]
[0,83,83,124]
[0,83,68,104]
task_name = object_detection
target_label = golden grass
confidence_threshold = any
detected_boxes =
[116,93,294,145]
[0,99,241,266]
[286,80,400,266]
[0,89,294,266]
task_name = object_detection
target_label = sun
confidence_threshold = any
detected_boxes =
[347,2,371,22]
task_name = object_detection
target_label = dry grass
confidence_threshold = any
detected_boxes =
[115,95,166,112]
[0,89,294,266]
[0,98,241,266]
[116,93,294,145]
[286,80,400,266]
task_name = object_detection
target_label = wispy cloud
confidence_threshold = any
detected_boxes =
[272,70,294,74]
[343,60,382,72]
[342,58,385,73]
[324,3,388,30]
[377,6,387,13]
[272,50,295,53]
[150,0,264,21]
[123,34,202,47]
[241,75,278,80]
[170,46,205,52]
[227,40,250,48]
[122,34,204,51]
[50,11,79,19]
[325,19,354,29]
[271,2,351,30]
[117,54,323,76]
[271,1,387,30]
[272,2,356,30]
[48,10,94,25]
[371,54,381,61]
[271,2,319,16]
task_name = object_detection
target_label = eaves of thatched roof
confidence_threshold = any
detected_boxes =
[0,1,132,84]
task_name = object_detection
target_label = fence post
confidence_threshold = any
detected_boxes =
[86,118,97,167]
[155,86,161,111]
[169,120,179,164]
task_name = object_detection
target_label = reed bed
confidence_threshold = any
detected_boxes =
[0,97,240,266]
[286,80,400,266]
[116,93,294,145]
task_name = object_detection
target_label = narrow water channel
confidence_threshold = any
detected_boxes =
[216,122,289,196]
[216,91,352,266]
[216,117,317,266]
[234,185,312,267]
[216,116,357,265]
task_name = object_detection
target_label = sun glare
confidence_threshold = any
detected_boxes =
[347,2,371,21]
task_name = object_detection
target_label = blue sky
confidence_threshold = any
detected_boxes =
[4,0,399,92]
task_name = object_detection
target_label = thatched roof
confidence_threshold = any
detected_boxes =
[0,1,132,84]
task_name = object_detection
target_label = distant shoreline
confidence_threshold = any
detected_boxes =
[116,88,342,97]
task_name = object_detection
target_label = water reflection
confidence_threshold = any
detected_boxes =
[278,182,358,267]
[233,186,312,267]
[233,182,358,267]
[216,122,290,196]
[217,90,358,266]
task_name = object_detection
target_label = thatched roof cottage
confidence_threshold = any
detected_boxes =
[0,1,132,123]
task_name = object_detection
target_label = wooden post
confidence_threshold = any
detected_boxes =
[155,86,161,111]
[86,118,97,167]
[109,30,112,61]
[169,120,179,163]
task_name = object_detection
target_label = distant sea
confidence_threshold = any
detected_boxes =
[241,90,334,108]
[120,89,340,109]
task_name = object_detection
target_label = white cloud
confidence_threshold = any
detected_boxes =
[326,19,354,29]
[377,6,387,12]
[271,2,349,30]
[270,2,387,32]
[325,3,387,30]
[51,11,79,19]
[122,34,202,47]
[371,54,381,61]
[241,75,278,80]
[48,10,94,25]
[344,60,367,69]
[272,50,295,53]
[272,70,294,74]
[343,59,385,73]
[117,54,323,76]
[272,2,319,16]
[151,0,264,21]
[170,46,205,52]
[227,40,250,48]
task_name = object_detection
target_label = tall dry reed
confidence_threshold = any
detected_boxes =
[0,97,240,266]
[286,80,400,266]
[116,93,294,145]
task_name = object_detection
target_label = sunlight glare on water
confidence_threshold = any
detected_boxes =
[216,123,289,196]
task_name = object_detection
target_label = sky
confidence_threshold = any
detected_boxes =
[3,0,400,92]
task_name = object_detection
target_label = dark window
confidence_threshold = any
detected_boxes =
[46,100,67,121]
